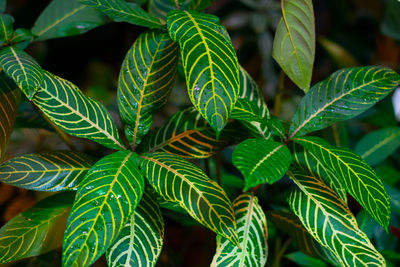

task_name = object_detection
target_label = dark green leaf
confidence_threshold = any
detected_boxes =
[381,0,400,41]
[188,0,213,11]
[167,10,240,133]
[233,138,291,190]
[11,28,35,49]
[0,14,13,44]
[290,66,400,137]
[0,0,6,13]
[286,252,327,267]
[0,151,96,191]
[272,0,315,92]
[118,30,179,146]
[14,101,52,130]
[62,150,145,266]
[32,71,125,150]
[148,0,190,22]
[231,98,263,122]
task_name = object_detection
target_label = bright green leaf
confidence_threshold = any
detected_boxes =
[0,14,13,44]
[0,151,96,191]
[272,0,315,92]
[140,152,239,245]
[211,192,268,267]
[293,136,391,229]
[355,127,400,166]
[118,30,179,146]
[32,71,125,150]
[62,150,145,266]
[290,66,400,137]
[106,192,164,267]
[231,98,263,123]
[233,138,291,190]
[167,10,240,133]
[0,46,44,100]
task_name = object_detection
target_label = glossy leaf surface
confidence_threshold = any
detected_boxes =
[272,0,315,92]
[140,152,239,245]
[62,150,145,266]
[231,98,263,123]
[80,0,164,29]
[211,193,268,267]
[294,136,390,229]
[290,66,400,137]
[167,10,240,133]
[233,138,291,190]
[106,192,164,267]
[0,151,96,191]
[118,30,179,146]
[32,71,125,150]
[0,46,44,100]
[0,14,14,44]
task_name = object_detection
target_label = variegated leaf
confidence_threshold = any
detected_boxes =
[32,71,125,150]
[167,10,240,133]
[0,152,96,191]
[211,193,268,267]
[148,0,190,22]
[118,30,179,146]
[231,98,263,123]
[140,152,239,245]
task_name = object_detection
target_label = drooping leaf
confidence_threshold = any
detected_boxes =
[0,14,13,44]
[0,46,44,100]
[140,152,239,245]
[11,28,35,49]
[106,192,164,267]
[118,30,179,146]
[211,193,268,267]
[288,168,386,266]
[272,0,315,92]
[62,150,145,267]
[293,136,391,229]
[289,66,400,137]
[0,72,19,161]
[355,127,400,166]
[167,10,240,133]
[0,151,96,191]
[0,192,74,264]
[32,71,125,150]
[31,0,106,41]
[80,0,164,29]
[233,138,291,190]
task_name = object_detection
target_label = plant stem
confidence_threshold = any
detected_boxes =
[174,0,180,9]
[215,152,221,185]
[272,238,291,267]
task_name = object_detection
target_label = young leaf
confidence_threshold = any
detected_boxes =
[0,14,14,44]
[32,71,125,150]
[167,10,240,133]
[0,73,19,160]
[0,192,74,264]
[272,0,315,92]
[31,0,106,41]
[355,127,400,166]
[293,136,391,229]
[233,138,291,190]
[106,192,164,267]
[290,66,400,137]
[80,0,164,29]
[211,193,268,267]
[62,150,145,267]
[288,168,386,266]
[140,152,239,245]
[0,46,44,100]
[0,151,96,191]
[118,30,179,146]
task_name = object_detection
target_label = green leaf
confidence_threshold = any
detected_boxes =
[0,0,6,13]
[106,192,164,267]
[286,252,328,267]
[118,30,179,146]
[0,151,96,191]
[211,193,268,267]
[355,127,400,166]
[14,101,52,130]
[0,14,13,44]
[0,46,44,100]
[233,138,291,190]
[288,168,386,266]
[289,66,400,137]
[32,71,125,150]
[80,0,164,29]
[139,107,229,158]
[148,0,190,22]
[0,72,19,160]
[31,0,106,41]
[62,150,145,266]
[167,10,240,133]
[0,192,74,264]
[293,136,391,229]
[139,152,239,245]
[272,0,315,92]
[188,0,213,10]
[231,98,263,122]
[11,28,35,49]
